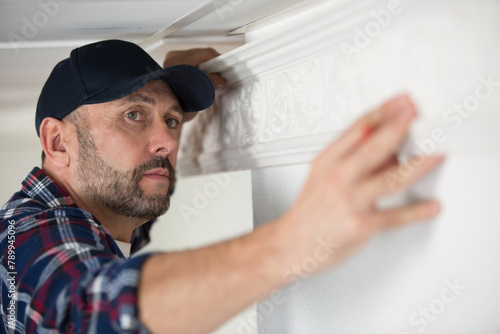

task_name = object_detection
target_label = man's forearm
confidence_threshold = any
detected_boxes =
[138,217,298,334]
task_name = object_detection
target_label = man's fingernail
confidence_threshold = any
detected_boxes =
[393,94,416,119]
[432,155,446,163]
[427,201,441,215]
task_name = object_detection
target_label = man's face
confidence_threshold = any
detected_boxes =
[73,80,183,220]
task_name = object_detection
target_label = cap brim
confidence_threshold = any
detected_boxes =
[83,64,215,112]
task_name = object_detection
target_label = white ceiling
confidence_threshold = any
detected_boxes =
[0,0,309,140]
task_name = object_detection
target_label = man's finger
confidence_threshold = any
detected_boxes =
[372,154,399,175]
[372,200,441,230]
[208,73,227,90]
[318,94,416,165]
[357,155,445,201]
[344,95,416,182]
[163,48,221,68]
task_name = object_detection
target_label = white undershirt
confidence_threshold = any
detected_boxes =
[115,240,131,258]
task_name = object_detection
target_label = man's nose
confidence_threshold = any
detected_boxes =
[147,121,179,158]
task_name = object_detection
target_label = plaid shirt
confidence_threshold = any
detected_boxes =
[0,167,155,333]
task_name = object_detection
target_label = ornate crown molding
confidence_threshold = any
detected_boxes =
[178,0,500,176]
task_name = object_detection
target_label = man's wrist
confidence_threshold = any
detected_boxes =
[249,215,312,286]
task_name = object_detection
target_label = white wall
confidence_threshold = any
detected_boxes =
[0,129,42,205]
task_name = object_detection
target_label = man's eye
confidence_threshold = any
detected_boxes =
[166,118,180,128]
[126,111,142,121]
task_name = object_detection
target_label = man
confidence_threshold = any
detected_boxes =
[0,39,444,333]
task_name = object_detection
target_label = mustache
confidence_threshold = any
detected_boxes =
[132,157,176,181]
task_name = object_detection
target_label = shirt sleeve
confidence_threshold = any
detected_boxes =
[2,208,155,334]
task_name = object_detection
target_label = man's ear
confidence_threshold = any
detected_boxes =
[39,117,71,168]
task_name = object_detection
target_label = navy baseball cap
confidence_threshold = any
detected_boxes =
[35,39,215,136]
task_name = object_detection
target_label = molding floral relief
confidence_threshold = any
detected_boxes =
[179,51,355,175]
